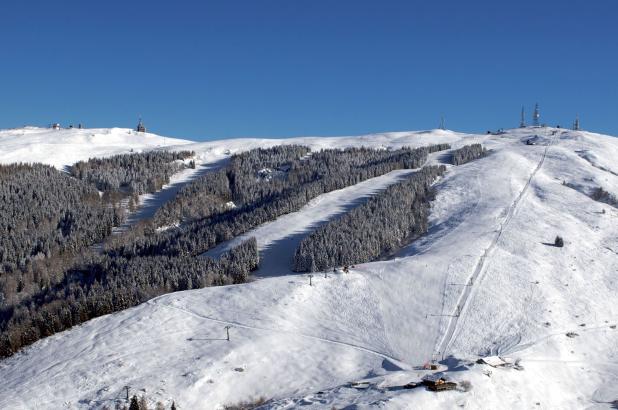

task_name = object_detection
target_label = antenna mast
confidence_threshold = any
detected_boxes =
[573,114,580,131]
[520,106,526,128]
[439,115,445,130]
[532,103,540,127]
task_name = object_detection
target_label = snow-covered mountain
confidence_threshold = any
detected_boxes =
[0,127,193,169]
[0,126,617,409]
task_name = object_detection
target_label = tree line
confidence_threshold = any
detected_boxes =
[451,144,487,165]
[115,144,451,259]
[0,238,258,358]
[293,165,447,272]
[0,153,257,359]
[590,186,618,207]
[0,144,451,358]
[153,145,310,228]
[70,150,194,195]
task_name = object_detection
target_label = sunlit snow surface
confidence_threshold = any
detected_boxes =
[0,127,617,409]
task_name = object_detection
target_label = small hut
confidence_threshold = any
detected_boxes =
[136,118,146,133]
[422,372,457,392]
[51,123,61,130]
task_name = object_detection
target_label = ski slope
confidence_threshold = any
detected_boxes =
[204,168,422,277]
[0,127,617,409]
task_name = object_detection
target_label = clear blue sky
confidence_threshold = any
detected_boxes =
[1,0,616,140]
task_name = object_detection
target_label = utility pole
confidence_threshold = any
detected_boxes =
[532,103,540,127]
[520,106,526,128]
[224,325,232,341]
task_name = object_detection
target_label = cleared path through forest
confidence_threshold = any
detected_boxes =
[114,159,228,233]
[203,168,420,276]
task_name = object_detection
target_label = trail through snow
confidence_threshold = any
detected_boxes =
[153,299,408,368]
[1,127,617,409]
[204,169,422,276]
[436,129,558,360]
[116,160,228,232]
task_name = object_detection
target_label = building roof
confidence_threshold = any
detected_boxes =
[422,372,452,383]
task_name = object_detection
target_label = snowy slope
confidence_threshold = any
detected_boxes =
[0,127,617,409]
[0,127,192,169]
[204,168,422,277]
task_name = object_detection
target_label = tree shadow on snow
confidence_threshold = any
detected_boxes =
[381,358,403,372]
[391,196,470,259]
[253,194,373,277]
[206,191,388,277]
[360,359,403,381]
[433,151,454,165]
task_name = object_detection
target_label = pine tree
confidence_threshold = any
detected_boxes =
[129,395,140,410]
[451,144,487,166]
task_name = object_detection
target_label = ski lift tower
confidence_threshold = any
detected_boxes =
[532,103,540,127]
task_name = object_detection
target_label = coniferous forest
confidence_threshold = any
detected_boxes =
[0,152,252,358]
[293,165,447,272]
[0,239,257,358]
[0,163,122,296]
[451,144,487,165]
[118,144,451,259]
[70,150,194,195]
[0,144,451,358]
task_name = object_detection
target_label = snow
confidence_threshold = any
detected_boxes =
[0,127,193,169]
[166,129,463,166]
[203,168,420,277]
[118,160,228,232]
[0,126,617,409]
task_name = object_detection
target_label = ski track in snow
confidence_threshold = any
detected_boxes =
[202,169,419,276]
[436,129,558,360]
[1,127,618,409]
[115,160,228,233]
[152,299,407,367]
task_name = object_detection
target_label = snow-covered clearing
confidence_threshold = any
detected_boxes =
[204,168,419,277]
[117,159,229,232]
[0,127,617,409]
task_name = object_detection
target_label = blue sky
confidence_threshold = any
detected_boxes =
[1,0,616,140]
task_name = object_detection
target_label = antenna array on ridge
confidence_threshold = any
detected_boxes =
[532,103,540,127]
[520,106,526,128]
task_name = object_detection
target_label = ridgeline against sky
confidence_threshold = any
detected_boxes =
[1,0,616,140]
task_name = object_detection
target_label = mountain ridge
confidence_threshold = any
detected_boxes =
[0,126,616,409]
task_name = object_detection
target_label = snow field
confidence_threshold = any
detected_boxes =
[0,126,616,408]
